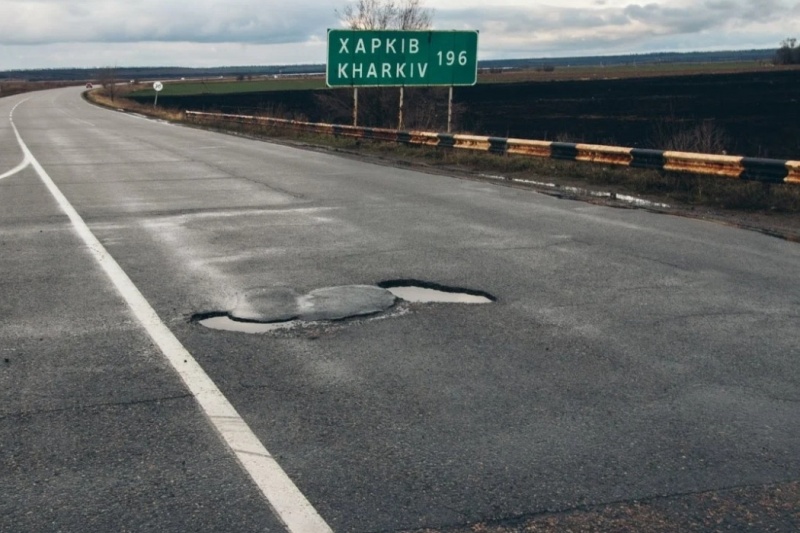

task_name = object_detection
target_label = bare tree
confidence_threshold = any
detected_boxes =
[337,0,396,30]
[652,119,731,155]
[775,37,800,65]
[396,0,433,30]
[98,66,118,101]
[337,0,433,30]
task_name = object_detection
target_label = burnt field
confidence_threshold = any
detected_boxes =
[462,69,800,159]
[134,69,800,159]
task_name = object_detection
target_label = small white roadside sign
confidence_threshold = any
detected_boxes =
[153,81,163,107]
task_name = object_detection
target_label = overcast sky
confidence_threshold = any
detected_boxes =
[1,0,799,70]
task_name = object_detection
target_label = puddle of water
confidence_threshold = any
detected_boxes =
[384,286,493,304]
[199,316,298,333]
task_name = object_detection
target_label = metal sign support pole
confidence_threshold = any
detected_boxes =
[154,92,158,108]
[398,87,405,130]
[353,88,358,127]
[447,86,453,133]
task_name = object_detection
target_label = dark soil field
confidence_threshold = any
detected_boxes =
[461,69,800,159]
[132,69,800,159]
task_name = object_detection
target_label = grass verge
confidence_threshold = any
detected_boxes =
[87,85,185,121]
[1,80,78,98]
[128,77,326,98]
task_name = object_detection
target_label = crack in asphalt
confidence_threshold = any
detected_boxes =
[186,155,309,200]
[0,392,195,421]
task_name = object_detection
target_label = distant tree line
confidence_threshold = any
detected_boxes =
[4,49,784,84]
[479,49,773,71]
[774,38,800,65]
[0,65,326,83]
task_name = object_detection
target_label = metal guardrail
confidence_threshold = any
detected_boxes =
[185,111,800,185]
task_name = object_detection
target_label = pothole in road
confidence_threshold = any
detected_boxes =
[193,285,396,333]
[193,280,495,334]
[377,279,496,304]
[194,313,300,334]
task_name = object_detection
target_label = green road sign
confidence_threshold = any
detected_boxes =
[327,29,478,88]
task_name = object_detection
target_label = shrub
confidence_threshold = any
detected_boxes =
[774,38,800,65]
[651,120,730,154]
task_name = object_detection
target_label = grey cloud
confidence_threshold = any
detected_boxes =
[705,0,737,9]
[438,1,794,44]
[2,0,798,67]
[440,6,629,34]
[741,0,789,21]
[622,4,720,34]
[0,0,337,45]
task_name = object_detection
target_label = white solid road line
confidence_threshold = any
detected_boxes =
[9,101,333,533]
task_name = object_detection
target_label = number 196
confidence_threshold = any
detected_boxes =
[437,50,468,66]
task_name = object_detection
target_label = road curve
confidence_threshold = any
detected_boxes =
[2,88,799,532]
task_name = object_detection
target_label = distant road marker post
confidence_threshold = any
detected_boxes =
[326,29,478,131]
[153,81,163,107]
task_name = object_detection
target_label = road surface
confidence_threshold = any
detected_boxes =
[2,88,799,532]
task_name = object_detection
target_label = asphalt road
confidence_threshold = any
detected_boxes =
[2,87,799,532]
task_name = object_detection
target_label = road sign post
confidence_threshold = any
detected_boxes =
[152,81,163,107]
[448,86,453,133]
[353,88,358,127]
